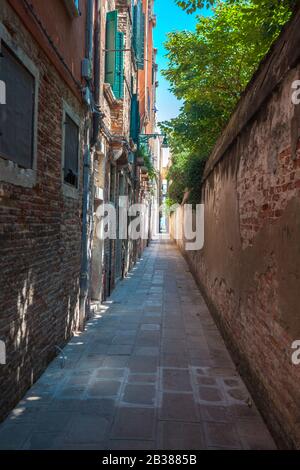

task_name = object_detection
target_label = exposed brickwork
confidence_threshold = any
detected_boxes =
[171,11,300,449]
[0,1,85,421]
[0,0,157,425]
[0,240,276,450]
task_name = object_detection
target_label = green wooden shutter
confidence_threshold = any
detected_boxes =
[105,10,118,87]
[133,0,145,70]
[130,94,140,143]
[139,12,145,70]
[113,32,124,99]
[133,4,138,58]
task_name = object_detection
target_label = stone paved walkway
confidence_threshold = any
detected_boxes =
[0,241,276,450]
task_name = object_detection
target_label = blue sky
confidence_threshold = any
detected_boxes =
[154,0,211,123]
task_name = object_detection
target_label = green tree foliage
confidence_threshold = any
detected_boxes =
[137,144,158,181]
[176,0,297,15]
[162,0,294,205]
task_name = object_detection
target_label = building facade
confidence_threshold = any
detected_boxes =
[0,0,157,422]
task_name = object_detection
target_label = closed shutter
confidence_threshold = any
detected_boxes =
[113,32,124,99]
[140,12,145,70]
[0,42,35,168]
[133,3,138,59]
[130,94,140,143]
[133,0,145,70]
[105,10,118,88]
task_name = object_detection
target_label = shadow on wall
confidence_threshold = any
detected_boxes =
[0,239,82,422]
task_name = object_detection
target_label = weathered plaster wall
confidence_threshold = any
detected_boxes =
[171,8,300,449]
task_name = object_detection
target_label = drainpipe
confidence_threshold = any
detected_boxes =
[79,0,94,329]
[79,138,91,329]
[92,0,101,145]
[93,0,111,302]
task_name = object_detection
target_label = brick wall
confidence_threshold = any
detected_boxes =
[0,2,85,421]
[171,8,300,449]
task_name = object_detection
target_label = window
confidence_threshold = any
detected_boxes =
[0,42,35,168]
[105,11,125,100]
[133,0,145,70]
[63,111,79,188]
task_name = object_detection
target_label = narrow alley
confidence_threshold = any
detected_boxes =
[0,241,275,450]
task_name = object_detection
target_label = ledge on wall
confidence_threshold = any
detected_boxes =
[103,83,121,108]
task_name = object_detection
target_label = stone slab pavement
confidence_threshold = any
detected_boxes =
[0,240,276,450]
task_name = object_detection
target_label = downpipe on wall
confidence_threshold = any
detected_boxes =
[79,0,94,329]
[92,0,101,146]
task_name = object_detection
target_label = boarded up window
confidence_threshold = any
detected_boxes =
[63,113,79,187]
[0,42,35,168]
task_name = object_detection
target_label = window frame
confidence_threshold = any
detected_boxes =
[61,101,81,198]
[0,22,39,188]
